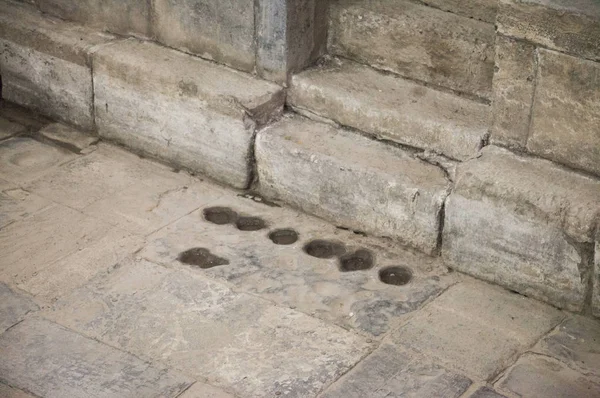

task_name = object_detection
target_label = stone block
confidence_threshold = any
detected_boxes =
[256,115,450,254]
[0,117,26,140]
[0,1,115,129]
[498,0,600,61]
[37,0,151,37]
[0,383,37,398]
[595,233,600,318]
[177,382,235,398]
[0,282,38,333]
[93,38,284,188]
[469,387,508,398]
[0,179,51,229]
[38,123,98,153]
[289,60,490,161]
[329,0,495,99]
[528,49,600,176]
[490,35,536,149]
[419,0,498,23]
[443,146,600,311]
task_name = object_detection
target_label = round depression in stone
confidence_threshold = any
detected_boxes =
[203,206,237,225]
[269,228,299,245]
[236,216,267,231]
[339,249,374,272]
[303,239,346,259]
[379,266,413,286]
[177,247,229,269]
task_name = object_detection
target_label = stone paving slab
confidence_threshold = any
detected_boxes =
[0,117,26,140]
[37,123,98,153]
[0,317,192,398]
[0,179,52,229]
[390,280,564,380]
[45,259,373,398]
[467,386,508,398]
[140,193,456,337]
[0,383,37,398]
[0,282,38,333]
[178,382,236,398]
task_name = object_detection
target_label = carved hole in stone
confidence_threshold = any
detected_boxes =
[379,266,412,286]
[269,229,299,245]
[303,239,346,259]
[236,216,267,231]
[177,247,229,269]
[203,206,237,225]
[339,249,374,272]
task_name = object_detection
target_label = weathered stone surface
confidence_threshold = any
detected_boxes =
[0,101,51,132]
[153,0,254,72]
[0,1,115,129]
[390,281,564,380]
[0,117,26,140]
[419,0,498,22]
[0,317,192,398]
[0,283,38,333]
[320,343,472,397]
[93,38,284,188]
[177,382,236,398]
[498,0,600,61]
[329,0,495,99]
[595,233,600,318]
[0,383,37,398]
[0,137,76,184]
[527,49,600,176]
[490,36,536,149]
[38,123,98,153]
[496,354,600,398]
[256,115,450,254]
[443,145,600,311]
[469,387,508,398]
[140,192,455,337]
[290,60,490,161]
[37,0,151,37]
[0,179,51,229]
[45,259,373,398]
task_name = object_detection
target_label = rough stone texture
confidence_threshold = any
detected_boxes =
[140,192,456,337]
[37,0,151,37]
[419,0,498,23]
[495,354,600,398]
[443,145,600,311]
[153,0,254,72]
[390,281,564,380]
[0,117,26,140]
[0,283,38,333]
[177,382,236,398]
[468,387,508,398]
[0,317,192,398]
[93,38,284,188]
[595,233,600,318]
[45,259,373,398]
[0,101,51,132]
[289,60,490,161]
[0,383,37,398]
[329,0,495,99]
[320,343,472,397]
[497,0,600,62]
[490,35,536,149]
[0,179,51,229]
[527,49,600,176]
[0,1,115,129]
[256,115,450,254]
[38,123,98,153]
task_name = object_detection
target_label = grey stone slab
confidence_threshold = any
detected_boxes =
[140,192,455,337]
[419,0,498,23]
[490,36,536,150]
[443,145,600,311]
[0,137,77,184]
[595,234,600,318]
[495,354,600,398]
[92,38,284,188]
[329,0,495,99]
[390,281,564,380]
[0,317,192,398]
[0,101,52,132]
[528,49,600,176]
[0,180,52,229]
[0,283,38,333]
[178,382,236,398]
[0,383,37,398]
[289,60,490,161]
[256,115,450,254]
[45,259,374,398]
[532,316,600,382]
[468,387,507,398]
[321,343,471,398]
[38,123,98,153]
[0,117,26,140]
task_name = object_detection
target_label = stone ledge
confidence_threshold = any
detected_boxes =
[255,114,450,254]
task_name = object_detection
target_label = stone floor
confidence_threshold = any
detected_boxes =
[0,103,599,398]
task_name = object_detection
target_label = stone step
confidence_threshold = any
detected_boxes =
[289,59,490,161]
[442,145,600,313]
[255,114,451,255]
[0,0,115,130]
[329,0,496,99]
[93,38,285,189]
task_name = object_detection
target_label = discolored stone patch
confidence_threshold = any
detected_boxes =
[380,266,413,286]
[303,239,346,259]
[203,206,238,225]
[178,248,229,269]
[339,249,374,272]
[235,216,267,231]
[268,229,299,245]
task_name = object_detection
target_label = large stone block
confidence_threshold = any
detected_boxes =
[498,0,600,61]
[289,60,490,160]
[92,38,284,188]
[37,0,151,37]
[419,0,498,23]
[329,0,495,99]
[443,146,600,311]
[256,115,450,254]
[527,49,600,176]
[595,233,600,318]
[0,1,114,129]
[490,35,536,149]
